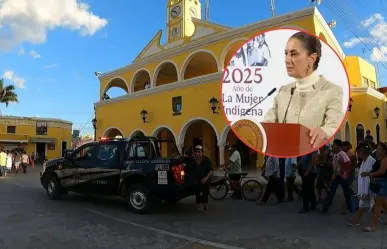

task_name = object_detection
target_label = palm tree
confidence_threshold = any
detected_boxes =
[0,78,18,108]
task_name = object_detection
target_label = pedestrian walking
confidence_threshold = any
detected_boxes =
[259,156,281,206]
[0,149,7,177]
[6,150,13,174]
[298,150,318,213]
[14,152,21,173]
[285,157,301,201]
[21,151,29,174]
[30,152,35,168]
[316,145,333,204]
[321,139,353,214]
[361,142,387,232]
[348,142,375,227]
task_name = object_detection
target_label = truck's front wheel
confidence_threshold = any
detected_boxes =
[126,184,153,214]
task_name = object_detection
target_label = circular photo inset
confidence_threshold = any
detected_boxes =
[221,28,350,158]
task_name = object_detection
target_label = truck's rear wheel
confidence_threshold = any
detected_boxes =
[126,183,153,214]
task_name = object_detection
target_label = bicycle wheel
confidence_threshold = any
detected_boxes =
[209,182,229,201]
[241,179,263,201]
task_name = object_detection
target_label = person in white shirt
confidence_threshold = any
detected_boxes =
[222,144,242,199]
[259,156,281,206]
[6,150,13,173]
[349,142,375,226]
[21,151,29,174]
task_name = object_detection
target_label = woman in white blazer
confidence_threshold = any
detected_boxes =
[263,31,344,148]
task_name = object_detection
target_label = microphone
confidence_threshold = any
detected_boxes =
[282,87,296,123]
[241,87,277,117]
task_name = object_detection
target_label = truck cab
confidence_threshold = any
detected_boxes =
[40,136,194,213]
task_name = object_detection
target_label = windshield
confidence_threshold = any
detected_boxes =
[157,139,181,159]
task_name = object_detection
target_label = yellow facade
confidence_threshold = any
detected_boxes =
[0,116,73,160]
[95,5,386,169]
[337,56,386,147]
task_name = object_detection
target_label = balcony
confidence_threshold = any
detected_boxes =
[0,133,29,143]
[96,72,223,106]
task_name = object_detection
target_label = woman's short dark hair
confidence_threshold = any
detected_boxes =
[356,142,370,154]
[369,141,377,149]
[289,31,322,71]
[333,139,343,147]
[343,141,352,149]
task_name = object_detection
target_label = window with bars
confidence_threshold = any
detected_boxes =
[7,126,16,134]
[362,77,369,87]
[370,80,376,89]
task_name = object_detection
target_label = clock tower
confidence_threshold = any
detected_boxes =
[166,0,201,43]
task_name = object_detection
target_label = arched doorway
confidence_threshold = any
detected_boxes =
[129,130,145,139]
[356,124,365,145]
[179,118,219,167]
[345,122,351,142]
[103,127,124,138]
[376,124,380,143]
[334,128,341,140]
[182,50,218,80]
[152,126,177,158]
[224,127,259,171]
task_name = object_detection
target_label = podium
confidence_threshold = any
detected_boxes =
[260,123,328,157]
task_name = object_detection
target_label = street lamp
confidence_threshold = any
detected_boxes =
[374,106,380,119]
[92,118,97,141]
[140,109,148,123]
[209,97,219,114]
[348,97,353,112]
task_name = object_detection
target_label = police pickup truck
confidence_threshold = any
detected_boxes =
[40,136,192,213]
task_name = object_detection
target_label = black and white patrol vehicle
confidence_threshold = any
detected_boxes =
[40,136,192,213]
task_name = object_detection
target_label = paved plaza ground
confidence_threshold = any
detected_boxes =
[0,166,386,249]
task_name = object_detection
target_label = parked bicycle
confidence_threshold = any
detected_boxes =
[209,168,263,201]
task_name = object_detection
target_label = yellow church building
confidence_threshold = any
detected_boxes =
[94,1,386,170]
[0,116,73,160]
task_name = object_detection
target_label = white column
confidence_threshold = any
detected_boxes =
[218,143,226,166]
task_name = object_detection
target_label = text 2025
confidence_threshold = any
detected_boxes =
[223,68,262,84]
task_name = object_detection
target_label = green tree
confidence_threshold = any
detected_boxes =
[0,78,18,108]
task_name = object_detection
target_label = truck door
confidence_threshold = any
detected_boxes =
[68,143,97,192]
[88,143,121,194]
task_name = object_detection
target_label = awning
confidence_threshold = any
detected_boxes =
[0,140,28,143]
[30,138,57,144]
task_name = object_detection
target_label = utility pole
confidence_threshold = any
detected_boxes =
[270,0,275,16]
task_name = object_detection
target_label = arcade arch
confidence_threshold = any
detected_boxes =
[103,127,125,138]
[153,61,179,87]
[129,129,146,139]
[102,77,129,99]
[179,118,219,167]
[181,50,219,80]
[131,69,152,92]
[152,126,178,158]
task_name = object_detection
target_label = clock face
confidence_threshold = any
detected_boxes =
[170,5,181,18]
[189,7,197,17]
[171,26,181,38]
[231,120,265,152]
